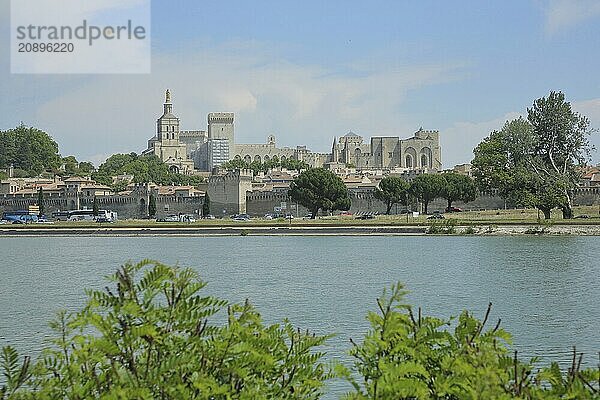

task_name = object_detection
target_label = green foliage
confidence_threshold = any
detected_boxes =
[463,225,477,235]
[0,125,61,177]
[1,268,599,399]
[373,176,410,215]
[222,158,310,175]
[427,219,457,234]
[92,196,99,217]
[472,92,594,219]
[202,193,211,217]
[37,188,44,216]
[93,153,204,186]
[148,193,157,218]
[0,171,7,180]
[289,168,351,218]
[441,173,477,209]
[409,174,446,214]
[340,283,600,400]
[60,156,96,177]
[0,261,331,399]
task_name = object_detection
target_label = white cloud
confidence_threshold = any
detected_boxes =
[440,97,600,168]
[441,112,523,168]
[543,0,600,34]
[15,42,462,163]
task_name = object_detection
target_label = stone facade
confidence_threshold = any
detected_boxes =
[206,169,253,215]
[142,90,195,174]
[332,129,442,171]
[143,90,442,173]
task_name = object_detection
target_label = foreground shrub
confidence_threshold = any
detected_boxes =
[339,283,599,399]
[1,260,330,399]
[1,263,598,399]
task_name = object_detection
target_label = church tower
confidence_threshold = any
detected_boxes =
[157,89,180,142]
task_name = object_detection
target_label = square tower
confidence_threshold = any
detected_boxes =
[208,113,234,158]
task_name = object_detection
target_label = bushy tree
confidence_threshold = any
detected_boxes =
[441,172,476,210]
[222,158,310,175]
[289,168,351,218]
[93,154,203,187]
[0,125,61,176]
[61,156,96,176]
[409,174,445,214]
[0,261,331,399]
[340,283,600,399]
[373,176,410,215]
[472,92,594,219]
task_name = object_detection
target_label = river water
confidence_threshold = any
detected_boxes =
[0,236,598,397]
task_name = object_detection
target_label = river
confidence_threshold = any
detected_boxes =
[0,236,598,397]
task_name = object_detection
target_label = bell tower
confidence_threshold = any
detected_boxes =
[157,89,180,142]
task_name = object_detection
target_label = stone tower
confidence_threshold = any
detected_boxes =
[208,112,234,154]
[157,89,180,142]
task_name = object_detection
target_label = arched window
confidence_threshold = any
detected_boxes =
[421,155,428,167]
[405,155,413,168]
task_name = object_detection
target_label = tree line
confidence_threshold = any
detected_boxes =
[1,260,597,399]
[222,156,311,175]
[288,168,476,218]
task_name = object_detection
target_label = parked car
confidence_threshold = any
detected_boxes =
[574,214,590,219]
[339,211,353,216]
[356,214,375,220]
[302,213,314,219]
[264,214,273,220]
[202,214,216,219]
[96,217,113,223]
[445,206,463,213]
[427,213,445,220]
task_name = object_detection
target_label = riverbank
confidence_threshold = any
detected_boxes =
[1,224,600,236]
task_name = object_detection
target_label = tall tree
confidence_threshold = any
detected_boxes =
[92,196,99,217]
[527,91,593,218]
[202,192,211,217]
[37,187,45,217]
[148,193,157,218]
[289,168,350,219]
[441,173,477,210]
[472,92,593,219]
[373,176,410,215]
[409,174,445,214]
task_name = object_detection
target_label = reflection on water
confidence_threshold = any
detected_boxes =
[0,236,598,397]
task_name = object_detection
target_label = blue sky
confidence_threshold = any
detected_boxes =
[1,0,599,167]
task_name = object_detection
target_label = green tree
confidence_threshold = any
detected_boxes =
[289,168,351,218]
[373,176,410,215]
[409,174,445,214]
[0,125,61,176]
[92,153,201,187]
[0,261,331,399]
[202,192,211,217]
[441,172,477,210]
[92,196,99,217]
[472,92,594,219]
[148,193,157,218]
[37,188,44,217]
[527,91,593,219]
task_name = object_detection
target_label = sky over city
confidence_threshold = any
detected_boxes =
[1,0,599,167]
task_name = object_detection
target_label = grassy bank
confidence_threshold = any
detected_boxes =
[1,206,599,230]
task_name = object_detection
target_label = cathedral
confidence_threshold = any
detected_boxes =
[143,90,442,173]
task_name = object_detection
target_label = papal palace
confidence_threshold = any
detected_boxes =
[143,90,442,174]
